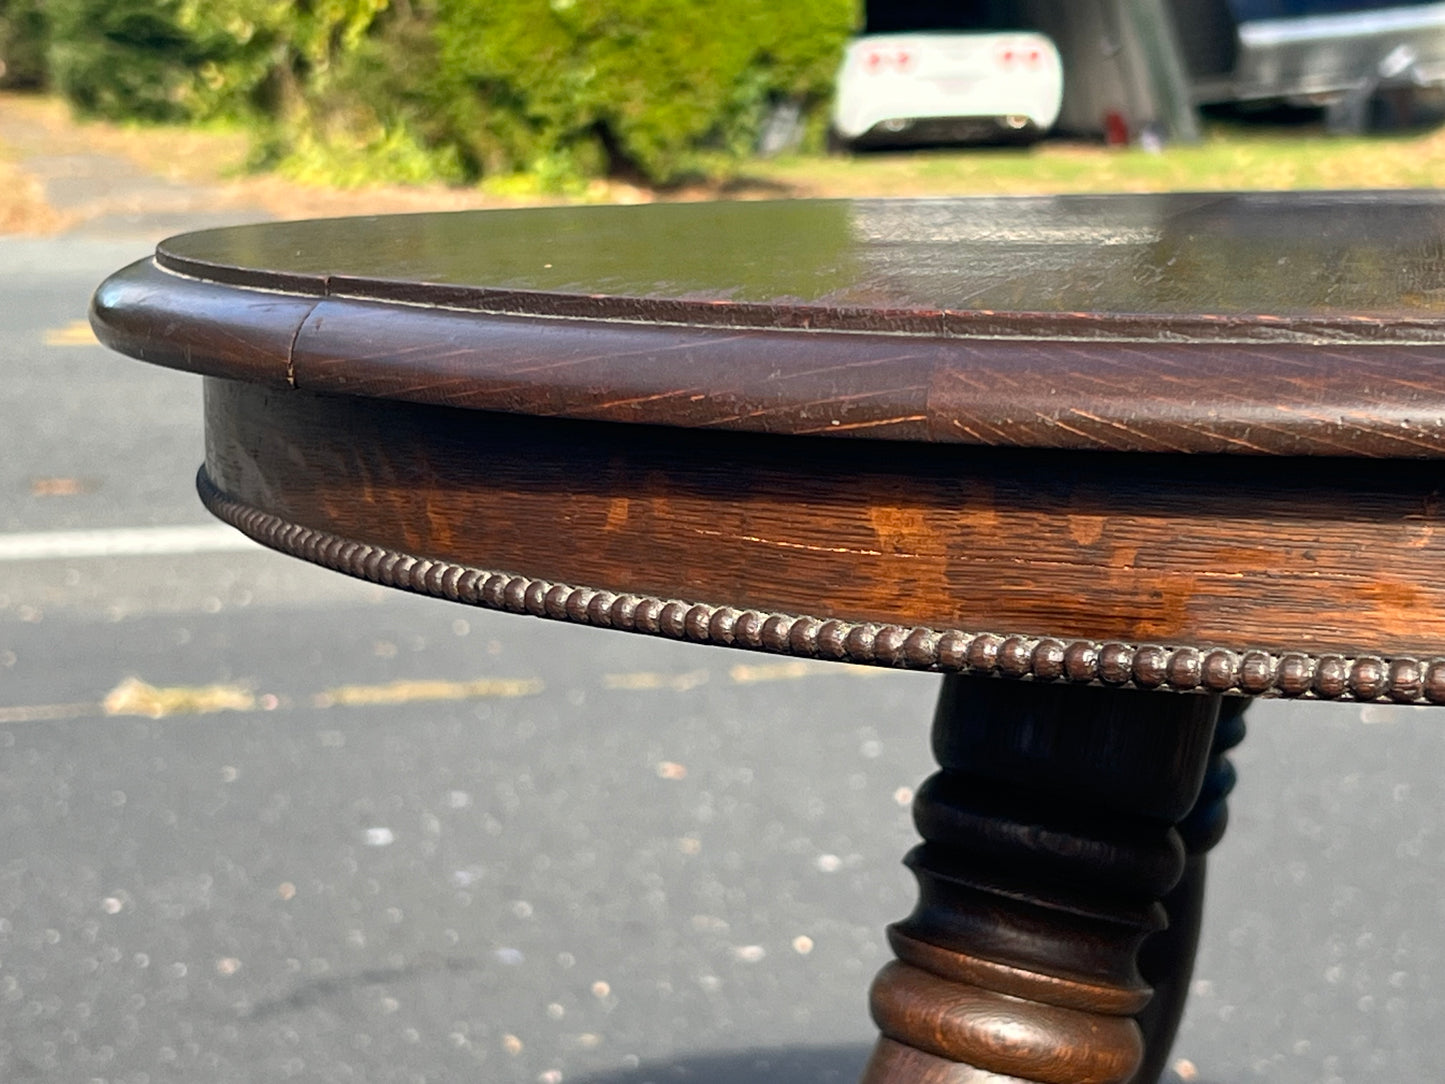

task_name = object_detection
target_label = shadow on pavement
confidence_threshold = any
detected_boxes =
[577,1044,871,1082]
[574,1044,1235,1084]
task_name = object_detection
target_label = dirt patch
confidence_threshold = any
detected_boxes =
[0,91,687,233]
[0,93,250,181]
[0,154,66,232]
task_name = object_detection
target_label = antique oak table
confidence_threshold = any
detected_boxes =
[91,192,1445,1083]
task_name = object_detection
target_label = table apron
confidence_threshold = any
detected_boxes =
[202,377,1445,696]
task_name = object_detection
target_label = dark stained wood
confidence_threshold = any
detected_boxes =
[90,195,1445,1083]
[870,960,1143,1084]
[201,377,1445,663]
[863,1038,1034,1083]
[90,261,313,387]
[150,194,1445,330]
[290,297,935,441]
[1130,699,1247,1083]
[864,676,1222,1084]
[88,193,1445,457]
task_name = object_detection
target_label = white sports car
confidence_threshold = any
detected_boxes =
[831,30,1065,148]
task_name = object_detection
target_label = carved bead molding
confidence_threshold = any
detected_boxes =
[199,468,1445,705]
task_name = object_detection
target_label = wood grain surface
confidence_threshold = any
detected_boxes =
[862,677,1222,1084]
[1131,700,1247,1084]
[197,377,1445,667]
[90,193,1445,457]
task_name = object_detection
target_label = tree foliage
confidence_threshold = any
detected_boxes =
[433,0,853,183]
[0,0,50,88]
[43,1,394,121]
[32,0,856,187]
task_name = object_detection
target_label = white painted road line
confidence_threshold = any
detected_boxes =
[0,524,261,562]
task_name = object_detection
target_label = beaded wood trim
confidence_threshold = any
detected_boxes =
[198,468,1445,705]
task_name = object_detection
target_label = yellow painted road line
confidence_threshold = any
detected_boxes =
[30,477,92,497]
[602,669,710,692]
[0,655,885,727]
[728,659,854,684]
[1,675,543,724]
[604,660,877,689]
[43,320,100,346]
[315,676,544,708]
[103,677,255,718]
[0,701,103,724]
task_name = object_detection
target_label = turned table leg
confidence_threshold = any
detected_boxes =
[1131,699,1247,1083]
[862,675,1232,1084]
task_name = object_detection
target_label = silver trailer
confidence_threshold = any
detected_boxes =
[1174,0,1445,129]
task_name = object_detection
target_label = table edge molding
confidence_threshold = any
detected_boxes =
[89,257,1445,458]
[156,247,1445,347]
[197,467,1445,705]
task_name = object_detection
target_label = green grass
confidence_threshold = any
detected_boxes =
[733,122,1445,199]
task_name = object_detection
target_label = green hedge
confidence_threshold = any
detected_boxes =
[433,0,853,184]
[0,0,49,88]
[34,0,856,187]
[42,1,398,121]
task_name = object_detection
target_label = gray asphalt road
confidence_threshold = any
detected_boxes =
[3,235,1444,1084]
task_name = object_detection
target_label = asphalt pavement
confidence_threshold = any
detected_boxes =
[2,220,1445,1084]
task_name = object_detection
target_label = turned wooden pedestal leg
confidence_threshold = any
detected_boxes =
[862,676,1245,1084]
[1131,699,1247,1083]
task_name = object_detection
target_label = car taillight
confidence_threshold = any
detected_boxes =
[862,48,914,73]
[996,41,1046,69]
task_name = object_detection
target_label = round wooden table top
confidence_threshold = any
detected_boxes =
[99,191,1445,455]
[91,192,1445,703]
